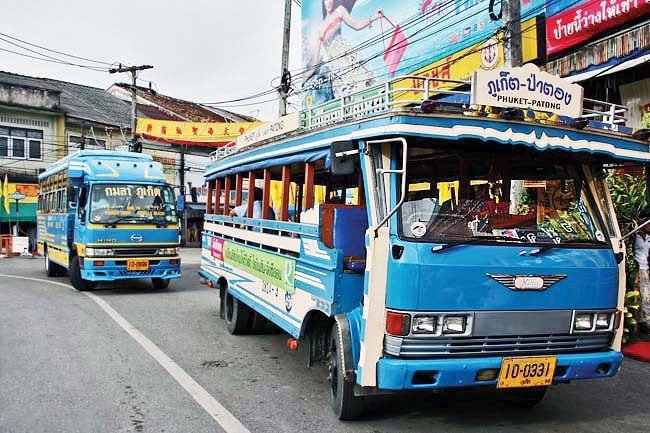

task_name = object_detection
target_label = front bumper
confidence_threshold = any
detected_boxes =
[81,257,181,281]
[376,351,622,390]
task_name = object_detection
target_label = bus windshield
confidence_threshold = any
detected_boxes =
[89,184,178,225]
[397,145,607,246]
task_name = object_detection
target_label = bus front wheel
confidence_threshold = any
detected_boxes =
[44,248,65,277]
[224,289,251,335]
[69,255,97,292]
[151,278,170,289]
[329,320,364,420]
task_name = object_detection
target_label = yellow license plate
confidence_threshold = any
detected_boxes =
[497,356,556,389]
[127,259,149,271]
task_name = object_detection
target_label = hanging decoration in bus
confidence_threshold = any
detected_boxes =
[471,64,584,118]
[136,119,262,146]
[301,0,544,108]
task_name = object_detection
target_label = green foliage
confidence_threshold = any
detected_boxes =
[607,172,648,343]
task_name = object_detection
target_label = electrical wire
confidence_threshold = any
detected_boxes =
[0,31,116,66]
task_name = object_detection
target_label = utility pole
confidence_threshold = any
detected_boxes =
[278,0,292,116]
[179,146,186,247]
[502,0,522,68]
[109,64,154,144]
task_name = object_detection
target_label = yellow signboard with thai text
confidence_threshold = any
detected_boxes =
[136,119,262,146]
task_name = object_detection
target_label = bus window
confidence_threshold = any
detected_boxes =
[398,144,607,245]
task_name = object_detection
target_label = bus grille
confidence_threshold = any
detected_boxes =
[119,270,156,277]
[113,248,158,257]
[384,333,613,358]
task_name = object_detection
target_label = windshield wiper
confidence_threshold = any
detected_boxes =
[431,235,525,253]
[529,239,609,256]
[102,215,149,227]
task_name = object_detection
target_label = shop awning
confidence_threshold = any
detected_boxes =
[565,52,650,83]
[0,202,37,223]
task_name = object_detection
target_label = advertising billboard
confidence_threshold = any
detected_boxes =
[546,0,650,55]
[301,0,545,107]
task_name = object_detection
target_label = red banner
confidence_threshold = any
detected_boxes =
[546,0,650,55]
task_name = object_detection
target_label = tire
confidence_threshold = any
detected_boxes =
[249,312,268,334]
[151,278,170,289]
[329,320,364,420]
[224,289,252,335]
[219,287,226,320]
[44,248,56,277]
[502,386,547,408]
[44,248,65,277]
[69,255,97,291]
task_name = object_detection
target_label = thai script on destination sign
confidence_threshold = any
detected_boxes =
[471,64,583,118]
[486,71,574,106]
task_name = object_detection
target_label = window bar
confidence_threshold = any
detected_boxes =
[206,180,214,214]
[223,176,231,216]
[304,162,314,210]
[247,171,256,220]
[262,169,271,220]
[281,166,291,222]
[214,178,222,217]
[235,174,243,207]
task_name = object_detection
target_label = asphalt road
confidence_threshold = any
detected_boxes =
[1,251,649,433]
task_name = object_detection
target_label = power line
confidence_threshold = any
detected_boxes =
[0,31,115,66]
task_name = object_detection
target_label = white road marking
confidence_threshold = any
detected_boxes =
[0,274,250,433]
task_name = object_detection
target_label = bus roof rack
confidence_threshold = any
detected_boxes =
[210,73,630,162]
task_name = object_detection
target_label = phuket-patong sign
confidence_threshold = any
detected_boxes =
[236,112,300,149]
[471,64,584,118]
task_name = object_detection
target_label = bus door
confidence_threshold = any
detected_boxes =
[332,138,408,387]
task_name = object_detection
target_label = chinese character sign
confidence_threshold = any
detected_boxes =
[136,119,262,146]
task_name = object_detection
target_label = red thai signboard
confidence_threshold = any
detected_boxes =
[546,0,650,55]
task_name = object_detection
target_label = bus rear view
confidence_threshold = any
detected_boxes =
[38,150,181,290]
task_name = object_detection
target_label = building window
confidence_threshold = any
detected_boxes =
[0,136,8,157]
[0,126,42,160]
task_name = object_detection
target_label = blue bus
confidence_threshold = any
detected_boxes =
[38,150,181,291]
[200,68,643,419]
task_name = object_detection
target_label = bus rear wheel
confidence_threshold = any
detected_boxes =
[329,320,364,420]
[151,278,170,289]
[69,255,97,291]
[224,289,251,335]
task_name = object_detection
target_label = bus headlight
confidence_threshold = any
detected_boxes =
[158,247,179,256]
[85,247,113,257]
[412,316,437,334]
[595,313,611,330]
[442,316,467,334]
[574,313,593,331]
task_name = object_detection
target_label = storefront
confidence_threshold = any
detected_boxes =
[544,1,650,129]
[0,182,38,252]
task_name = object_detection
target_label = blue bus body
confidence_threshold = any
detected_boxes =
[38,150,181,290]
[200,74,644,418]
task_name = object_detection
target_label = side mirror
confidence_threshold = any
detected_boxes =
[330,140,358,176]
[176,195,185,214]
[77,185,88,225]
[68,185,79,209]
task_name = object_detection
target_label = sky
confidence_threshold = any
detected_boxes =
[1,0,303,121]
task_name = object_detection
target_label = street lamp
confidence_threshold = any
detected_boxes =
[8,192,26,236]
